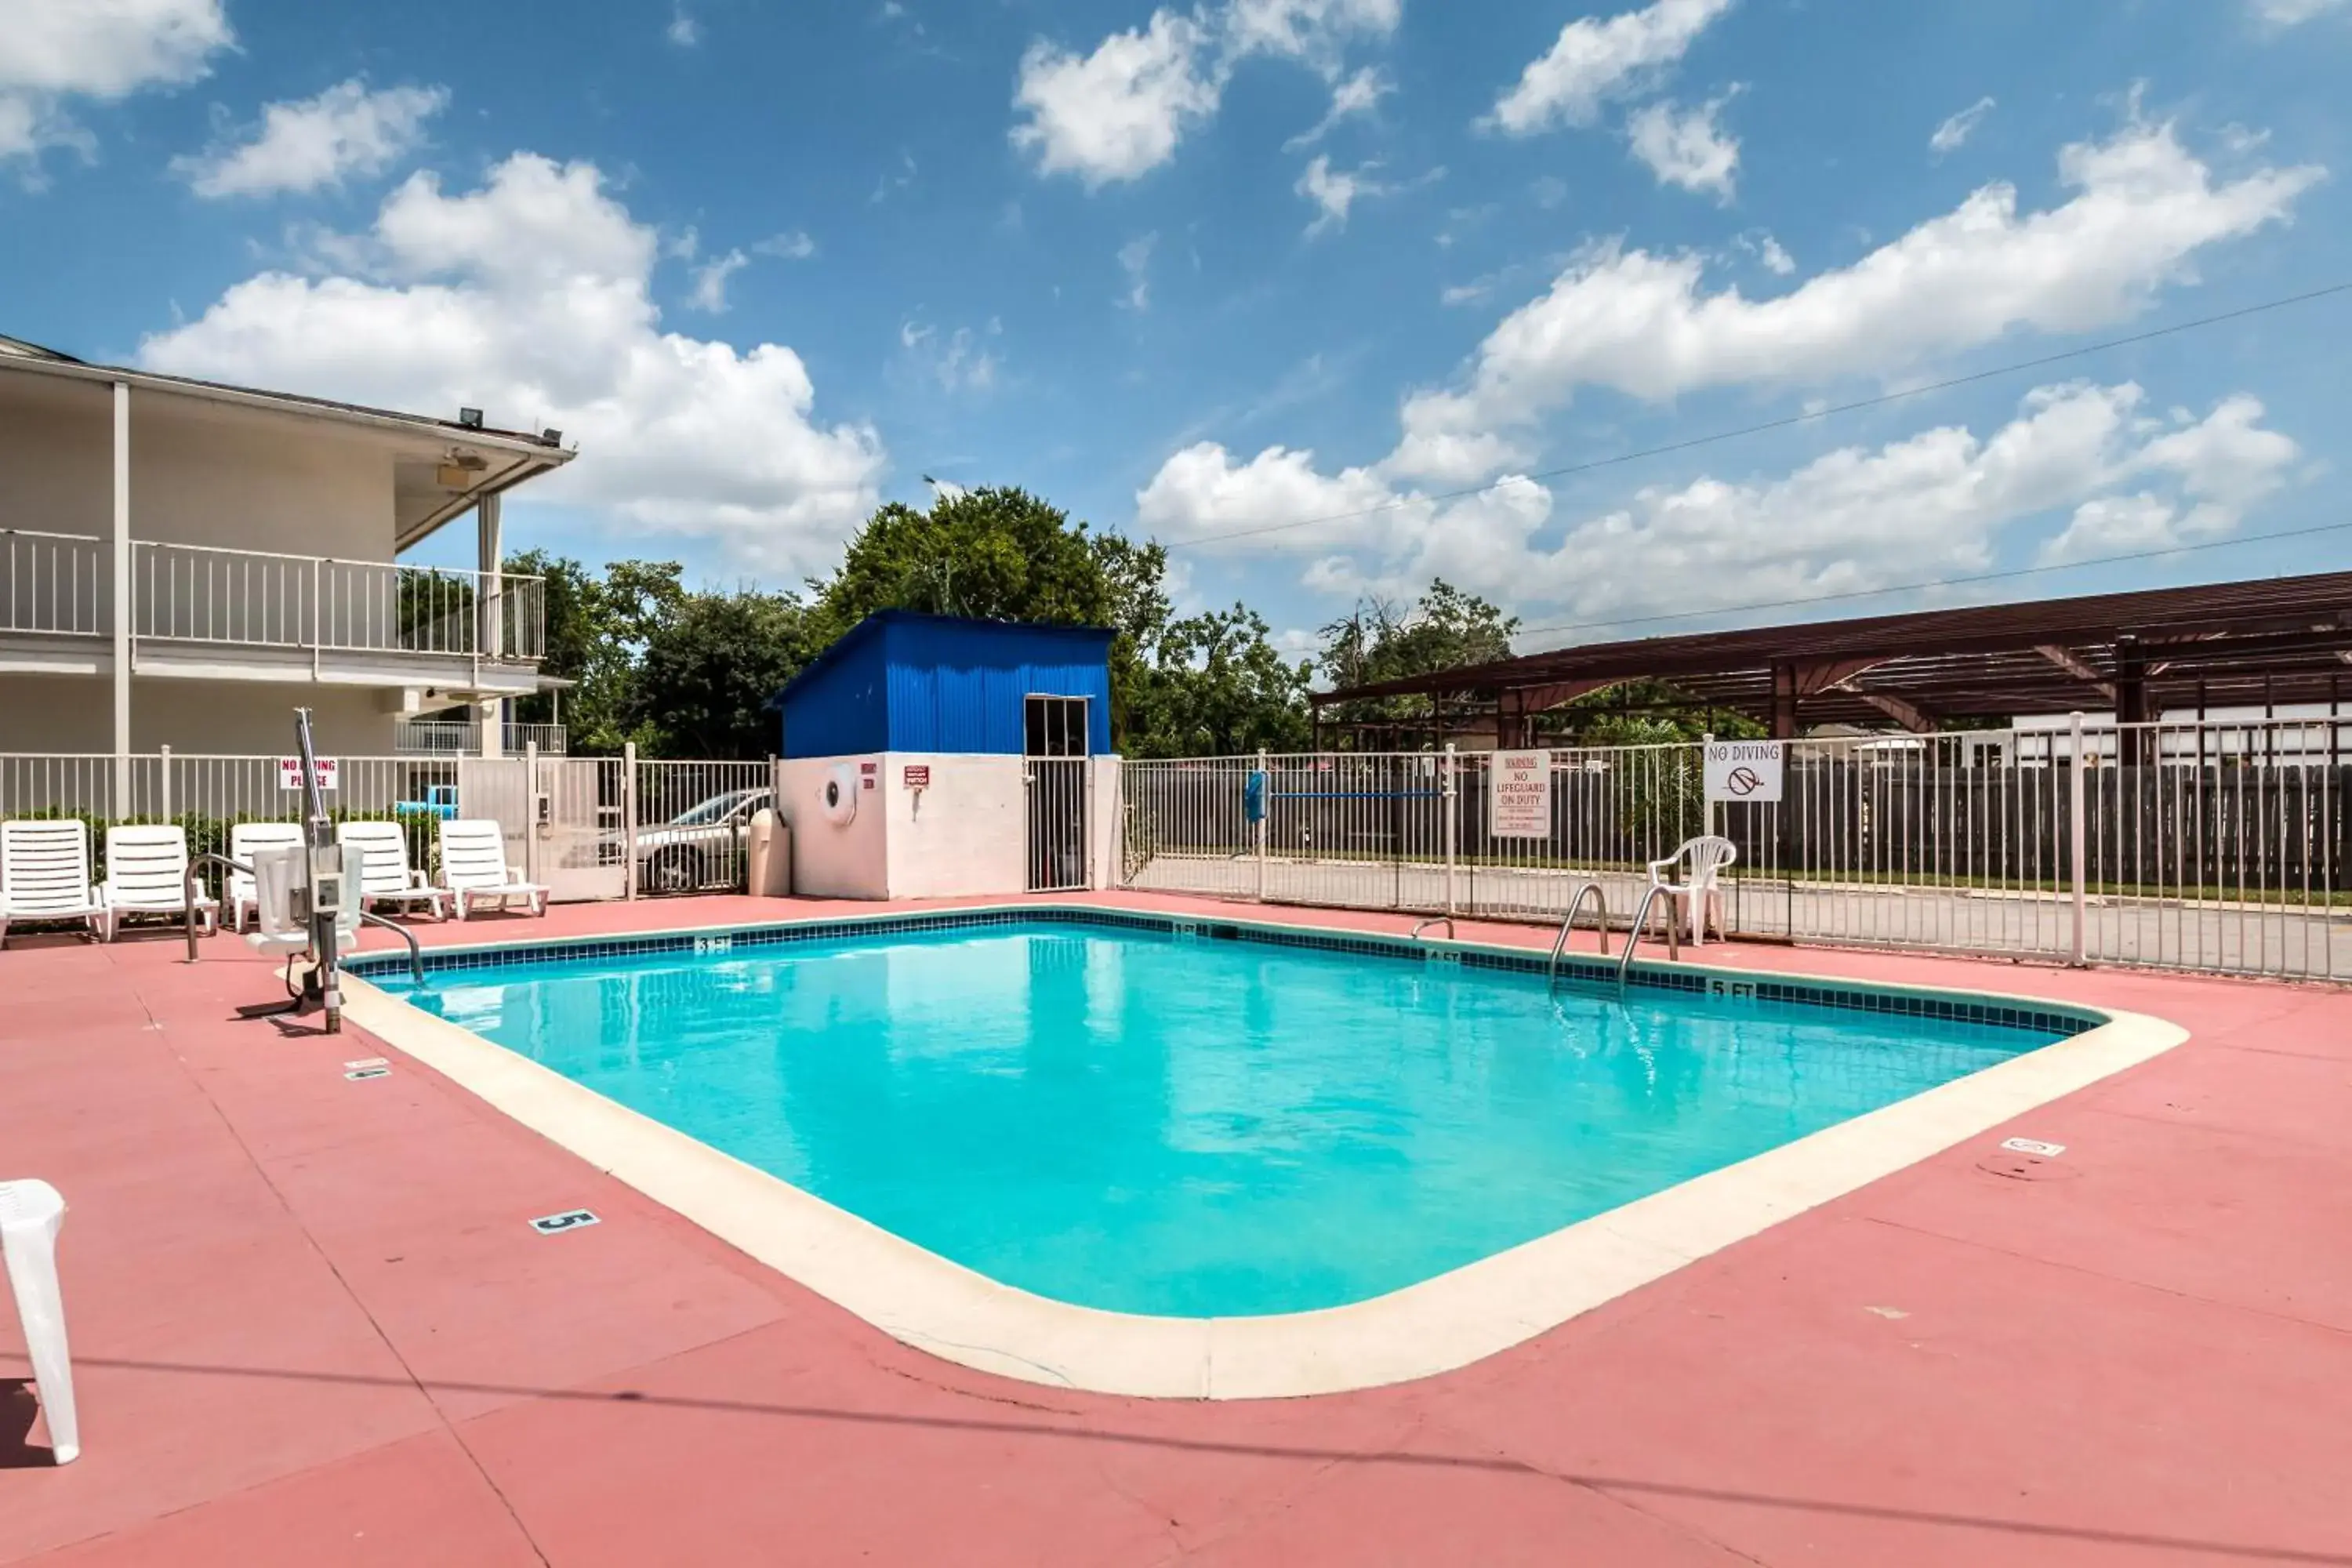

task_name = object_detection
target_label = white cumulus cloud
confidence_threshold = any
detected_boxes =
[1387,117,2322,482]
[138,153,884,571]
[1626,93,1739,199]
[1,0,230,169]
[1141,384,2301,629]
[175,79,448,198]
[1485,0,1733,136]
[1011,0,1400,187]
[1929,95,1995,157]
[1011,10,1218,188]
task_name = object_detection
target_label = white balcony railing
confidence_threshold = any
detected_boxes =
[2,529,107,637]
[0,532,543,662]
[394,719,568,755]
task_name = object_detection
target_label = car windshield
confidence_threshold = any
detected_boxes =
[669,791,755,825]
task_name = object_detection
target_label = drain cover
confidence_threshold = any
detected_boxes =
[1975,1152,2077,1181]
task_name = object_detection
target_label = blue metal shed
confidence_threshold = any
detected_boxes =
[773,610,1115,759]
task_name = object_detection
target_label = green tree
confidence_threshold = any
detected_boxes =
[1127,604,1312,757]
[1316,580,1519,745]
[811,486,1190,750]
[626,586,814,759]
[505,550,685,753]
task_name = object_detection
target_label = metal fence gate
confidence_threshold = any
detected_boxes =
[1026,759,1090,891]
[532,755,627,902]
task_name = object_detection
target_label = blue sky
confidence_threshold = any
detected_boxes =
[5,0,2349,657]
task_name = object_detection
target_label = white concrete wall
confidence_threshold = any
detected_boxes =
[773,751,1114,901]
[776,754,888,899]
[881,752,1028,899]
[0,675,392,754]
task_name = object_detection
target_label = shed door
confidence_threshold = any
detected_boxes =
[1025,695,1091,892]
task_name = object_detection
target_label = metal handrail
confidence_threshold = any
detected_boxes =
[185,852,246,962]
[1410,916,1455,941]
[182,850,427,989]
[358,910,427,990]
[1545,880,1610,993]
[1616,883,1682,992]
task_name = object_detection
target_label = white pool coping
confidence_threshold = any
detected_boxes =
[337,904,2188,1400]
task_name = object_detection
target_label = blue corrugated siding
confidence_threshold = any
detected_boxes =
[778,612,1112,758]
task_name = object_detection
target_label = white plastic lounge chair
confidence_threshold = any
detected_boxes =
[1645,834,1737,947]
[337,821,448,920]
[0,1178,78,1464]
[1,820,113,947]
[227,822,306,933]
[436,818,547,920]
[101,824,216,935]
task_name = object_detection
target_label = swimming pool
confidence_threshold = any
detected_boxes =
[376,912,2088,1319]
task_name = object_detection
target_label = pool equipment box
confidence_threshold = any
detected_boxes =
[770,612,1120,900]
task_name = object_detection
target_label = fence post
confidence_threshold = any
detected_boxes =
[524,740,540,888]
[623,742,640,900]
[2069,710,2088,966]
[1254,747,1269,902]
[1700,732,1715,840]
[1443,743,1459,915]
[158,744,171,822]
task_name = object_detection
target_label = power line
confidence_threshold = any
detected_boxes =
[1509,517,2352,647]
[1160,279,2352,551]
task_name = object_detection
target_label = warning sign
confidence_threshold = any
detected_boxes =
[1488,750,1552,838]
[1704,741,1784,804]
[903,764,931,789]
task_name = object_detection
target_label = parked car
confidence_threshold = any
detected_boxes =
[635,787,772,894]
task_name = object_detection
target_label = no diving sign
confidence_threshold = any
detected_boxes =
[1704,741,1784,804]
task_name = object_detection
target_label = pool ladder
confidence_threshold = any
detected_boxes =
[1614,883,1681,993]
[1409,916,1455,942]
[1544,882,1610,994]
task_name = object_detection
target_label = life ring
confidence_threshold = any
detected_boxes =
[819,761,859,826]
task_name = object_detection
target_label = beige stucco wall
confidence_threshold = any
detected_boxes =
[0,674,393,754]
[0,375,399,564]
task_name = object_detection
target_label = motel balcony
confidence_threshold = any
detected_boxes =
[0,528,546,699]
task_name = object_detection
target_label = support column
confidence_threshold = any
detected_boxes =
[477,493,503,754]
[1769,660,1799,740]
[111,382,131,817]
[2115,634,2150,768]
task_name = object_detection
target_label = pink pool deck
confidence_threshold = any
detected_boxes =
[4,894,2351,1567]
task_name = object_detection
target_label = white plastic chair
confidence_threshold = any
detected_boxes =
[227,822,306,933]
[1,820,113,948]
[1646,835,1737,947]
[0,1179,78,1465]
[101,825,216,935]
[337,821,448,920]
[436,818,547,920]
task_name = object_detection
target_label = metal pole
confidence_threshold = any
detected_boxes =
[2069,710,2088,966]
[158,744,171,822]
[294,706,341,1031]
[1254,746,1269,902]
[1443,742,1458,916]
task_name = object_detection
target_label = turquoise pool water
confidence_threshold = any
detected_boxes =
[392,920,2067,1317]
